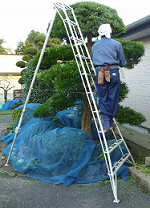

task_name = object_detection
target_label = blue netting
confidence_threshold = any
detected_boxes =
[1,103,129,186]
[0,99,24,110]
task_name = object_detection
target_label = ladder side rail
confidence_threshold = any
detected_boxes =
[111,127,132,163]
[58,6,111,171]
[71,6,98,94]
[72,28,91,72]
[111,128,124,156]
[5,8,57,166]
[76,42,96,89]
[79,47,97,91]
[57,5,97,118]
[71,7,95,73]
[55,7,81,71]
[71,16,96,79]
[69,14,97,107]
[109,173,120,203]
[61,11,97,114]
[60,4,116,180]
[75,66,115,179]
[114,119,135,165]
[57,9,97,121]
[96,131,112,174]
[112,153,130,175]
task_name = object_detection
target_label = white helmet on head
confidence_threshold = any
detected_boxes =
[98,23,112,39]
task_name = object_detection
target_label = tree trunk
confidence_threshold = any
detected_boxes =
[87,32,93,56]
[4,90,7,104]
[81,99,92,139]
[80,33,94,139]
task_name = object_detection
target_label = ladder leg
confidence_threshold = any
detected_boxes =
[110,173,120,203]
[5,8,57,166]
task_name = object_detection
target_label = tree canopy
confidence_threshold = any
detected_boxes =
[0,38,12,54]
[21,2,145,137]
[50,2,126,50]
[15,30,63,84]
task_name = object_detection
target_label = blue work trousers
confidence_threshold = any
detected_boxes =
[95,67,120,117]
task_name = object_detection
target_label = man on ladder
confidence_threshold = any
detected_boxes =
[92,23,127,131]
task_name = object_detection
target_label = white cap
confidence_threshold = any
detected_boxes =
[98,23,112,39]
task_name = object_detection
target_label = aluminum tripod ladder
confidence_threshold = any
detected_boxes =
[5,2,135,204]
[53,2,135,203]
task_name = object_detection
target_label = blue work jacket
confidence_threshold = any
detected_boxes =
[92,37,127,68]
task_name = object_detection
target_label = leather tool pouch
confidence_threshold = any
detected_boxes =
[104,68,110,82]
[98,67,110,85]
[98,67,104,85]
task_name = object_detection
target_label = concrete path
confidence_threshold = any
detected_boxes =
[0,115,12,135]
[1,115,150,208]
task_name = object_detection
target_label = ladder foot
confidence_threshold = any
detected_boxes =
[113,199,120,204]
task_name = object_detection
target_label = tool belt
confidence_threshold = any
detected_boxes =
[97,65,118,85]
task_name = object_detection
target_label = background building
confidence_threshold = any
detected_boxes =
[0,55,23,104]
[119,15,150,129]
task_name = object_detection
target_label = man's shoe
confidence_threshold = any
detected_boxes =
[110,117,116,128]
[102,114,110,130]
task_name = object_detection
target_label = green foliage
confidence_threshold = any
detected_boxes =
[15,41,25,55]
[22,45,74,103]
[0,38,8,54]
[33,60,85,118]
[116,105,146,125]
[22,55,32,62]
[115,39,145,69]
[50,2,126,39]
[119,81,129,103]
[26,30,40,45]
[71,2,126,37]
[12,109,23,124]
[38,60,83,92]
[16,61,26,68]
[33,91,80,118]
[24,47,37,55]
[34,33,46,44]
[18,76,25,85]
[22,64,52,103]
[20,68,26,76]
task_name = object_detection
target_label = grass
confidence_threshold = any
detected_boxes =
[0,110,13,115]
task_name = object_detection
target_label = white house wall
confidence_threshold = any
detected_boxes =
[120,36,150,128]
[0,75,21,104]
[0,55,23,104]
[0,55,23,73]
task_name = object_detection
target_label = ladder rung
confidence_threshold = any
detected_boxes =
[76,54,90,60]
[110,153,130,176]
[81,73,95,77]
[87,92,95,94]
[64,19,77,26]
[87,73,96,77]
[71,37,85,45]
[98,127,115,134]
[55,3,72,11]
[105,139,123,154]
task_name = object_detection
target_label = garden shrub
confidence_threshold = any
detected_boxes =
[22,45,74,103]
[12,109,23,124]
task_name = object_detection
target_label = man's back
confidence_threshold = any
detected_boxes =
[92,37,126,67]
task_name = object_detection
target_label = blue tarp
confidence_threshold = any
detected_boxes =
[0,99,24,111]
[1,103,129,186]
